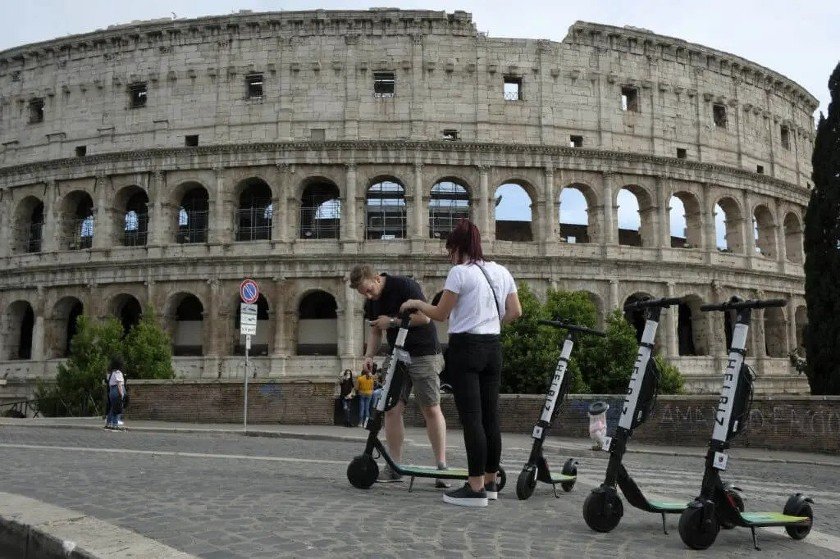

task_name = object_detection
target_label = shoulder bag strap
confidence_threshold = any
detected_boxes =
[476,264,502,320]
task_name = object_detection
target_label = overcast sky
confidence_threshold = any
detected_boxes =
[2,1,835,240]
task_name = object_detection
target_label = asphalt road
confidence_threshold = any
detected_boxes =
[1,426,838,558]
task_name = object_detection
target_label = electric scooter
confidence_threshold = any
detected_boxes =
[347,311,506,492]
[678,296,813,551]
[582,296,741,534]
[516,318,606,500]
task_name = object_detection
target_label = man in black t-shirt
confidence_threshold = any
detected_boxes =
[349,264,448,485]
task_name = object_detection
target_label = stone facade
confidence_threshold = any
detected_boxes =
[0,9,818,397]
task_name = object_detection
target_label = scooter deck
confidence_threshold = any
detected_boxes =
[546,472,575,483]
[398,465,469,478]
[646,499,688,513]
[739,512,810,527]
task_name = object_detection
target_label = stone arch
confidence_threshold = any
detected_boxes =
[494,180,534,242]
[753,204,777,258]
[784,212,804,263]
[678,294,709,356]
[234,293,270,356]
[669,191,702,249]
[108,294,143,335]
[297,290,338,355]
[559,183,597,244]
[299,177,341,239]
[366,177,406,240]
[764,305,787,357]
[166,292,204,356]
[617,185,654,247]
[175,183,210,244]
[623,292,655,342]
[59,190,94,250]
[6,300,35,360]
[795,305,807,351]
[234,177,273,242]
[114,185,149,247]
[714,197,743,253]
[429,178,471,239]
[50,296,84,358]
[13,196,45,254]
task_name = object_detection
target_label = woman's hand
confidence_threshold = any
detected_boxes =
[399,299,422,313]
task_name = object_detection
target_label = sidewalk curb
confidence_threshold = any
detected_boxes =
[5,420,840,469]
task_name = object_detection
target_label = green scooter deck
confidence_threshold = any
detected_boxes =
[548,472,576,483]
[646,499,688,513]
[739,512,810,527]
[399,465,469,478]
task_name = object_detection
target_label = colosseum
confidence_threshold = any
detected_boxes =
[0,8,819,401]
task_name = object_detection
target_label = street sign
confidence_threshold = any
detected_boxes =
[240,279,259,304]
[240,303,258,336]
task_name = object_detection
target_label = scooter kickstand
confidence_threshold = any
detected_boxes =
[660,512,668,535]
[408,476,415,493]
[750,527,761,551]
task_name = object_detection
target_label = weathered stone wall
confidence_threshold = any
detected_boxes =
[0,9,817,396]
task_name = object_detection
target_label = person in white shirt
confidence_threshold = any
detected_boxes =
[105,357,126,430]
[401,219,522,507]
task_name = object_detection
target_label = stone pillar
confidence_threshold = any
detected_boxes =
[205,279,220,357]
[343,278,359,358]
[542,167,556,244]
[412,163,425,240]
[272,278,287,356]
[656,178,669,252]
[477,165,491,239]
[31,288,46,361]
[92,175,113,250]
[211,168,228,245]
[0,195,11,258]
[741,192,755,262]
[148,171,167,246]
[752,308,766,358]
[787,296,798,354]
[774,199,787,269]
[272,165,290,243]
[602,173,617,245]
[343,163,358,242]
[663,282,678,358]
[702,185,716,257]
[608,278,620,312]
[41,181,59,253]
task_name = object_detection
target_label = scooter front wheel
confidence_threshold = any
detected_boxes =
[347,454,379,489]
[678,504,720,550]
[582,489,623,532]
[497,466,507,492]
[516,467,537,500]
[783,494,813,540]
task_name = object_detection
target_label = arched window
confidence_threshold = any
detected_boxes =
[429,180,470,239]
[177,187,209,243]
[494,183,533,242]
[795,306,807,352]
[784,213,804,263]
[110,295,142,335]
[617,187,653,247]
[52,297,83,358]
[14,197,44,254]
[235,294,269,355]
[236,179,273,241]
[300,180,341,239]
[753,205,776,257]
[366,180,406,239]
[559,186,591,243]
[669,192,702,249]
[173,294,204,356]
[714,198,743,253]
[7,301,34,360]
[297,291,338,355]
[61,191,95,250]
[118,188,149,247]
[623,293,654,343]
[764,306,787,357]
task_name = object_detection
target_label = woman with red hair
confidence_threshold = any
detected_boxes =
[401,219,521,507]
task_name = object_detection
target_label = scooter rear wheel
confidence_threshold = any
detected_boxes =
[783,495,813,540]
[347,455,379,489]
[560,458,577,492]
[516,467,537,500]
[497,466,507,492]
[582,489,623,533]
[678,505,719,550]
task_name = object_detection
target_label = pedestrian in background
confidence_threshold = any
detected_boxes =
[105,357,126,430]
[355,368,375,427]
[339,369,356,427]
[401,219,521,507]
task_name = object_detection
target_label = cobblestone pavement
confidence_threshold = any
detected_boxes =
[1,425,838,558]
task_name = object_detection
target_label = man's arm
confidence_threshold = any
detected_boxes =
[363,323,383,373]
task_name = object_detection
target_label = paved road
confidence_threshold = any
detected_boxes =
[1,424,838,558]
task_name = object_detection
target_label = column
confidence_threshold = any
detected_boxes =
[663,282,678,358]
[0,195,11,258]
[31,288,46,361]
[774,198,787,270]
[608,278,620,312]
[477,165,490,238]
[656,177,669,252]
[741,191,755,262]
[272,165,289,243]
[343,163,358,242]
[343,278,358,358]
[93,175,114,250]
[211,168,228,244]
[41,181,59,253]
[542,167,556,244]
[601,172,617,245]
[272,278,287,356]
[148,171,167,246]
[205,279,220,356]
[412,163,425,240]
[787,295,798,353]
[702,184,716,256]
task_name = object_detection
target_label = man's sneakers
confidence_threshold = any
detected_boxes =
[434,462,451,489]
[484,480,499,500]
[376,464,403,483]
[443,483,488,507]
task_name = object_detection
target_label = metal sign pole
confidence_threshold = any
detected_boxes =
[244,334,250,432]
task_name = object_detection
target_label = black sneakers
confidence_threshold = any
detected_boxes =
[484,481,499,500]
[443,483,488,507]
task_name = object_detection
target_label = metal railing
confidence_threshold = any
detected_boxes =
[123,212,148,246]
[63,218,94,250]
[176,210,209,243]
[299,207,340,239]
[0,393,103,418]
[235,207,272,241]
[366,211,407,239]
[14,222,43,253]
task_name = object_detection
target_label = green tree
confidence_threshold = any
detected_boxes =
[35,315,122,416]
[654,354,685,395]
[804,61,840,395]
[576,309,639,394]
[124,308,174,379]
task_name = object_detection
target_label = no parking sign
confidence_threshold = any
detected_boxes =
[240,279,259,304]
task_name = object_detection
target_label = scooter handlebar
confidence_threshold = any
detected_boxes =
[538,319,606,337]
[701,298,787,312]
[622,296,683,312]
[398,308,417,327]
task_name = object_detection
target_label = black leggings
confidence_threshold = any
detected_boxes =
[447,333,502,477]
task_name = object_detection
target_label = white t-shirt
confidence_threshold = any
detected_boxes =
[108,370,124,387]
[444,261,517,334]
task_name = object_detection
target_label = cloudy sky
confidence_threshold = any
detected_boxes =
[2,1,836,240]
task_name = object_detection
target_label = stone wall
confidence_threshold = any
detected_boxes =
[124,380,840,454]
